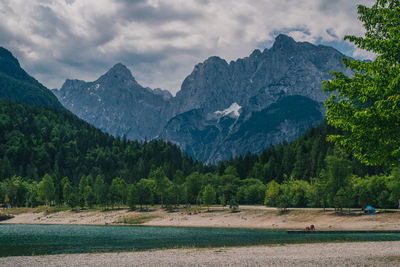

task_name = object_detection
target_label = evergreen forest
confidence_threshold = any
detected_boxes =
[1,100,399,211]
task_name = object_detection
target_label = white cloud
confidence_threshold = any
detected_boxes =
[0,0,375,94]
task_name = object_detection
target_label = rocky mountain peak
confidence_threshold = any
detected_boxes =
[59,79,86,91]
[204,56,227,65]
[271,34,297,51]
[249,49,262,59]
[98,63,137,83]
[55,35,350,162]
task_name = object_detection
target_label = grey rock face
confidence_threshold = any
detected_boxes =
[55,34,350,162]
[174,34,350,115]
[54,63,170,140]
[161,95,323,163]
[160,34,349,162]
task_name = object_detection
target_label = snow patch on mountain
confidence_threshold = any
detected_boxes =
[215,102,241,118]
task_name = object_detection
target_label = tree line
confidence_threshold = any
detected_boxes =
[2,156,399,211]
[0,100,209,185]
[1,57,400,211]
[1,103,399,210]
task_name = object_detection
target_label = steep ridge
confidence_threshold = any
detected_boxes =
[0,47,64,110]
[54,63,172,140]
[54,34,351,162]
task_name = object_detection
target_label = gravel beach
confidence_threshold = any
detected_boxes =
[1,241,399,266]
[3,206,400,230]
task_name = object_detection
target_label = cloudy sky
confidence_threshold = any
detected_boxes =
[0,0,374,94]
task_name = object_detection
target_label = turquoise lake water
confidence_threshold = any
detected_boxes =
[1,224,400,257]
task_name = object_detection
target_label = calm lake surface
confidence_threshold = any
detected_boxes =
[1,224,400,257]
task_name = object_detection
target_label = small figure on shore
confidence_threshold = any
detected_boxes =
[305,224,315,231]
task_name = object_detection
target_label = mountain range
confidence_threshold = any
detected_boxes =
[54,34,350,163]
[0,34,349,163]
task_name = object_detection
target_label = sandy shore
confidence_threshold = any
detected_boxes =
[2,207,400,266]
[1,241,399,266]
[2,206,400,230]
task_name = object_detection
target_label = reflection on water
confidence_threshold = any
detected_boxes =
[1,224,400,257]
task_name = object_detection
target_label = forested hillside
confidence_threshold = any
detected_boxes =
[1,100,399,210]
[0,47,64,110]
[0,100,203,185]
[218,122,386,183]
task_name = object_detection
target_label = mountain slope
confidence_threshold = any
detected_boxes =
[55,34,351,162]
[161,34,350,162]
[0,100,198,184]
[54,63,171,140]
[172,34,350,114]
[0,47,64,110]
[161,95,324,163]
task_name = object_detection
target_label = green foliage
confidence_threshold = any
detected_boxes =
[62,179,76,209]
[184,172,203,204]
[98,183,110,209]
[1,97,399,210]
[264,180,280,206]
[324,150,352,205]
[0,48,64,110]
[333,186,354,211]
[388,168,400,205]
[323,0,400,166]
[120,214,159,224]
[93,175,105,205]
[37,174,55,205]
[110,178,127,208]
[0,100,200,185]
[150,167,170,207]
[165,183,183,209]
[202,184,216,210]
[219,194,226,207]
[127,184,138,210]
[83,185,95,208]
[136,179,154,209]
[237,179,266,204]
[229,198,239,212]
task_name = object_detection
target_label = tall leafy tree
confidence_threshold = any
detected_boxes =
[127,184,138,210]
[264,180,280,206]
[324,150,352,205]
[37,173,55,205]
[83,185,95,208]
[93,175,105,205]
[136,179,154,210]
[202,184,216,211]
[184,172,203,204]
[63,181,78,209]
[323,0,400,166]
[150,167,169,207]
[110,177,127,208]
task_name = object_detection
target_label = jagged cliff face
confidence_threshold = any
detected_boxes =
[173,34,350,115]
[161,96,323,163]
[54,63,171,140]
[55,34,349,163]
